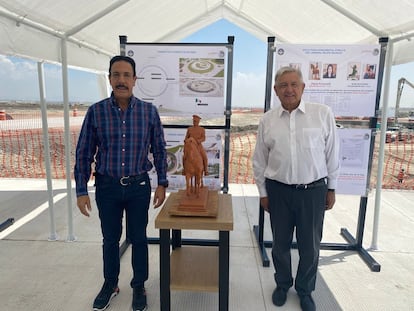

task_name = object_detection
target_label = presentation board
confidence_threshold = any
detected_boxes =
[125,44,228,118]
[121,37,234,192]
[273,44,381,117]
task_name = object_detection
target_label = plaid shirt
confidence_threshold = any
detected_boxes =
[74,93,167,196]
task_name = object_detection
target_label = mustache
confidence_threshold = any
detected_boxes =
[115,84,128,89]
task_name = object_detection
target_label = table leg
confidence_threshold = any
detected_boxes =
[172,229,181,249]
[219,230,230,311]
[159,229,170,311]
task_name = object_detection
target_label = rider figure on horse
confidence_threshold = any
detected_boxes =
[184,115,209,176]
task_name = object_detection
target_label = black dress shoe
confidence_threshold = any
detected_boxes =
[299,294,316,311]
[272,287,288,306]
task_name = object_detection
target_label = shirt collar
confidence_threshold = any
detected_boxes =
[277,100,306,116]
[110,92,136,109]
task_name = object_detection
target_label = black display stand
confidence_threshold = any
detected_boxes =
[118,35,234,254]
[0,217,14,232]
[253,37,388,272]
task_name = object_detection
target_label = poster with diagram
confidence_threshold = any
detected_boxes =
[148,128,224,191]
[125,44,227,118]
[273,44,381,117]
[336,128,372,195]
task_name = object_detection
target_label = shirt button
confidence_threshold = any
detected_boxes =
[122,120,126,124]
[122,148,125,152]
[122,134,126,138]
[121,163,125,166]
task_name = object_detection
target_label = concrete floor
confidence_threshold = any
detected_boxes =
[0,179,413,311]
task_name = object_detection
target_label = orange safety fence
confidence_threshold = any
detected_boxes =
[0,128,79,179]
[1,117,414,189]
[381,137,414,189]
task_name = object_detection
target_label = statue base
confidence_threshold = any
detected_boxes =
[168,188,218,217]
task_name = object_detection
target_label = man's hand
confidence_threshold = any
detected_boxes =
[77,195,92,217]
[153,186,166,208]
[325,191,336,210]
[260,197,269,212]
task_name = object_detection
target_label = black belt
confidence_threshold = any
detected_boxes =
[95,172,148,186]
[276,177,327,190]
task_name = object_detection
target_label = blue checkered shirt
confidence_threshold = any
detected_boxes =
[74,93,167,196]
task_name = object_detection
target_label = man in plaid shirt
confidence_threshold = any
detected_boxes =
[75,55,168,311]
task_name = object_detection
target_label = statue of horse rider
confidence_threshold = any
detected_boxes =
[183,115,208,176]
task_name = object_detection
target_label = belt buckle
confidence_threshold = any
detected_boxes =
[296,184,307,190]
[120,176,130,186]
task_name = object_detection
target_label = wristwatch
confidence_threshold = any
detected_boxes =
[328,189,335,192]
[159,181,169,188]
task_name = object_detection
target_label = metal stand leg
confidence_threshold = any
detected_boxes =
[219,231,230,311]
[159,229,171,311]
[253,198,381,271]
[253,206,270,267]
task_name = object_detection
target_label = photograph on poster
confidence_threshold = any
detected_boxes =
[275,63,302,72]
[363,64,376,79]
[289,63,301,70]
[147,128,223,191]
[179,58,224,98]
[309,62,322,80]
[126,45,227,117]
[347,62,361,80]
[323,63,337,79]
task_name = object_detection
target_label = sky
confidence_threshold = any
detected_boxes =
[1,19,414,109]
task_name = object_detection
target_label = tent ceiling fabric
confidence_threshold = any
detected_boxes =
[1,0,414,73]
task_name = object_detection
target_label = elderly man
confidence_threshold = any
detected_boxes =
[253,66,340,311]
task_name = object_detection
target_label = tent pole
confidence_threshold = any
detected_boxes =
[370,42,393,250]
[61,38,76,242]
[37,61,58,241]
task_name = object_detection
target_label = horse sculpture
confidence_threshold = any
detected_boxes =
[310,63,320,80]
[183,136,204,197]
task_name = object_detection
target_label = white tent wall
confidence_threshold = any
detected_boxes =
[393,38,414,66]
[97,72,111,100]
[0,6,111,71]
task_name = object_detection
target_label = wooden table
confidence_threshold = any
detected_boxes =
[155,192,233,311]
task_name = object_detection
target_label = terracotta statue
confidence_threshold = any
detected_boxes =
[183,136,204,196]
[184,115,208,175]
[182,115,209,197]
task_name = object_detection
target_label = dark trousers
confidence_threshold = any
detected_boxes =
[95,173,151,289]
[266,178,327,296]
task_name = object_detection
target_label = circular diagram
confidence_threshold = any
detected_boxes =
[166,152,178,173]
[137,65,169,97]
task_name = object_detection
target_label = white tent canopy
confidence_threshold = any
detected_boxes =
[1,0,414,72]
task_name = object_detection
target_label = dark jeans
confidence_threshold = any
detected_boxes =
[95,173,151,289]
[266,178,327,296]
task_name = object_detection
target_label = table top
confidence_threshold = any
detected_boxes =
[155,191,233,231]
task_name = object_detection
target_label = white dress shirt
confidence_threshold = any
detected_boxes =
[253,100,340,197]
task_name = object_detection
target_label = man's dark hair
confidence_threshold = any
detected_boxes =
[109,55,136,77]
